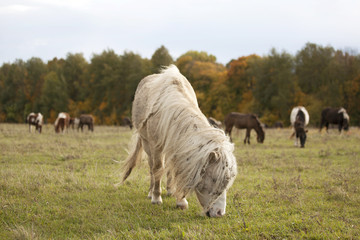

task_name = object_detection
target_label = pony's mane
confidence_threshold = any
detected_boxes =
[140,65,237,203]
[338,108,350,120]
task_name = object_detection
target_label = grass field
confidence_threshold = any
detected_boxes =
[0,123,359,239]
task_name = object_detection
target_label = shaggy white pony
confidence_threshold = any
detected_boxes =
[122,65,237,217]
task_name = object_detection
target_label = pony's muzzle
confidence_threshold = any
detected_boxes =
[206,209,225,217]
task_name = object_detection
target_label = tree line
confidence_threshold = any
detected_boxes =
[1,43,360,127]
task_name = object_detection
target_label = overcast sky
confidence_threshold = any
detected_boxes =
[1,0,360,65]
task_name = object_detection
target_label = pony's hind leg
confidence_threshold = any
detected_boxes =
[142,139,163,204]
[141,139,154,199]
[150,151,164,204]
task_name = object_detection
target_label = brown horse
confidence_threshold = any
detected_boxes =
[224,112,265,144]
[78,114,94,132]
[54,112,70,133]
[121,117,133,129]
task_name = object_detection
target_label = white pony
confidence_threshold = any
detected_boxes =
[122,65,237,217]
[290,106,309,147]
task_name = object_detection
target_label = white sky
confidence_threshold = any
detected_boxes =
[1,0,360,65]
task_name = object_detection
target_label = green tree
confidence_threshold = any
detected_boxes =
[151,45,173,73]
[40,71,68,122]
[63,53,89,102]
[252,49,296,125]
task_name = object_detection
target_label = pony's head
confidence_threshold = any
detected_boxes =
[256,124,265,143]
[194,147,237,217]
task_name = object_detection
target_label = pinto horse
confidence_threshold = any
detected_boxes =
[122,65,237,217]
[290,106,309,148]
[320,107,350,133]
[224,112,265,144]
[78,114,94,132]
[26,112,43,133]
[54,112,70,133]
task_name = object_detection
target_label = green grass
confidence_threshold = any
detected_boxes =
[0,124,359,239]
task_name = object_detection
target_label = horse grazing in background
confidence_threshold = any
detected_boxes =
[78,114,94,132]
[122,65,237,217]
[272,121,284,128]
[26,112,43,133]
[69,117,80,129]
[290,106,309,148]
[320,107,350,133]
[207,117,222,129]
[121,117,133,129]
[224,112,265,144]
[54,112,70,133]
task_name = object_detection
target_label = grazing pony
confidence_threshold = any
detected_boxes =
[78,114,94,132]
[207,117,222,129]
[69,117,80,129]
[26,112,43,133]
[122,65,237,217]
[272,121,284,128]
[54,112,70,133]
[224,112,265,144]
[122,117,133,129]
[320,107,350,133]
[290,106,309,148]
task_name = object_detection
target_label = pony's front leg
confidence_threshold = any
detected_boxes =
[176,197,188,210]
[148,169,154,199]
[244,129,251,144]
[166,171,173,196]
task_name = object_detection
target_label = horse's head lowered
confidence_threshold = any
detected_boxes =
[256,125,265,143]
[295,120,307,148]
[194,148,237,217]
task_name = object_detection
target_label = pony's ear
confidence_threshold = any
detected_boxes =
[209,150,219,164]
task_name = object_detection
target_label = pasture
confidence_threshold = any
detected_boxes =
[0,124,359,239]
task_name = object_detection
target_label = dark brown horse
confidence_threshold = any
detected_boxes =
[320,107,350,133]
[26,112,43,133]
[78,114,94,132]
[54,112,70,133]
[121,117,133,129]
[224,112,265,144]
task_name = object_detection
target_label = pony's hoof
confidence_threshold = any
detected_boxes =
[176,199,188,210]
[166,189,173,196]
[151,196,162,205]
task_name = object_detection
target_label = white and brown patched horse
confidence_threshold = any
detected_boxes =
[26,112,43,133]
[54,112,70,133]
[320,107,350,133]
[122,65,237,217]
[290,106,309,148]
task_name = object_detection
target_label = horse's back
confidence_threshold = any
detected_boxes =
[132,65,197,130]
[291,106,309,126]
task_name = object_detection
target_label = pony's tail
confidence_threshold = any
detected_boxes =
[122,133,143,183]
